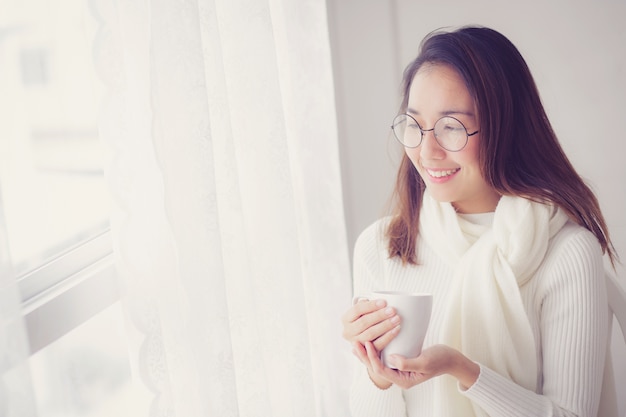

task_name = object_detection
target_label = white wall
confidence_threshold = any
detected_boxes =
[328,0,625,413]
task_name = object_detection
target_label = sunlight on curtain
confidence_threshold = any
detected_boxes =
[94,0,353,415]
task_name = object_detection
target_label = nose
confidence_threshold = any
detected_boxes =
[418,129,446,160]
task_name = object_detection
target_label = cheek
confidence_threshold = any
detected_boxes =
[404,149,429,182]
[404,148,421,169]
[454,141,481,169]
[463,137,482,162]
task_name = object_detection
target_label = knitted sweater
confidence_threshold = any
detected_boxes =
[349,214,609,417]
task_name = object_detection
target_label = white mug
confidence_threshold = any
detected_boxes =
[354,291,432,368]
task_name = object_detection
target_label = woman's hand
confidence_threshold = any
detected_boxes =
[342,299,402,389]
[341,298,401,352]
[354,342,480,390]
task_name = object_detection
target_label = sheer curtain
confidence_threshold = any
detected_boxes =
[94,0,353,415]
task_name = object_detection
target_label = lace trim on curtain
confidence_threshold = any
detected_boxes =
[91,0,173,415]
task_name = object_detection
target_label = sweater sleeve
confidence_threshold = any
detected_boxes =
[462,227,609,417]
[349,221,408,417]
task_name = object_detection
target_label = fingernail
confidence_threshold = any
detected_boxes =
[390,315,400,324]
[375,299,385,307]
[384,307,393,316]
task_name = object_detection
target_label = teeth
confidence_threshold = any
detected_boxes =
[427,168,459,178]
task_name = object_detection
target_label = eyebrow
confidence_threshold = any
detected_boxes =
[406,107,476,118]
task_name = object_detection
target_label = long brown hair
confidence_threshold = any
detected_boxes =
[387,26,617,266]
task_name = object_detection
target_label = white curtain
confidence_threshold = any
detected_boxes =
[94,0,353,415]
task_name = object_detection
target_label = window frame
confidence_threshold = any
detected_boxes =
[19,229,120,354]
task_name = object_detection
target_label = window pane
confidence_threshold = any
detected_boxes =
[29,302,149,416]
[0,0,110,276]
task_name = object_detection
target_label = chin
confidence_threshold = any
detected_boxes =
[424,187,455,204]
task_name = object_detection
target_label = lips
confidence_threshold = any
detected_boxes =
[426,168,460,178]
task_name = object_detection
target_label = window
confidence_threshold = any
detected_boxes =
[19,47,49,85]
[28,302,148,417]
[1,0,109,279]
[1,0,145,414]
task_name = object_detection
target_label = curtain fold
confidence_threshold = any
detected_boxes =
[95,0,353,415]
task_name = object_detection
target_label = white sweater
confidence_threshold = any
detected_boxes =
[349,215,609,417]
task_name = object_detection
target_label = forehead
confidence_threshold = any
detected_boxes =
[407,64,476,117]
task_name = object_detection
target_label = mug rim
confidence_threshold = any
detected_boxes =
[372,291,432,297]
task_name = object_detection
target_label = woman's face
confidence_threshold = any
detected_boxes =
[404,64,500,213]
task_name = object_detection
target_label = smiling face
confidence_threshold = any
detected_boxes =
[404,64,500,214]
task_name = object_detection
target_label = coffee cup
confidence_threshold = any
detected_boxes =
[354,291,432,368]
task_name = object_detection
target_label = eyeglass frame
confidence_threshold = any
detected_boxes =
[390,113,479,152]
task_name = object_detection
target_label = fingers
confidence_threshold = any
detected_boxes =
[352,342,368,365]
[384,354,408,371]
[355,342,394,390]
[364,343,414,389]
[342,298,385,323]
[364,341,385,374]
[342,299,399,342]
[372,323,401,351]
[357,312,400,342]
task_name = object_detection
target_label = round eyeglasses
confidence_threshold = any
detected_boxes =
[391,113,479,152]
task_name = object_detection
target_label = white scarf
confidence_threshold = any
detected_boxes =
[419,191,569,417]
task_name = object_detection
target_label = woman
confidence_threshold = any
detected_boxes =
[341,26,618,417]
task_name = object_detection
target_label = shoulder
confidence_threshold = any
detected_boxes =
[535,220,605,294]
[354,217,391,256]
[351,218,392,291]
[546,221,603,266]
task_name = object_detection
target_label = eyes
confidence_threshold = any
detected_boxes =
[407,121,420,131]
[440,120,465,133]
[406,120,463,132]
[390,114,478,151]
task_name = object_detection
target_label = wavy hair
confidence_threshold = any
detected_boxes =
[386,26,617,266]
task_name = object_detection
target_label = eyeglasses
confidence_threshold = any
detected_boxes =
[391,113,479,152]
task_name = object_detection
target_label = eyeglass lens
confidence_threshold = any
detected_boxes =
[391,114,469,151]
